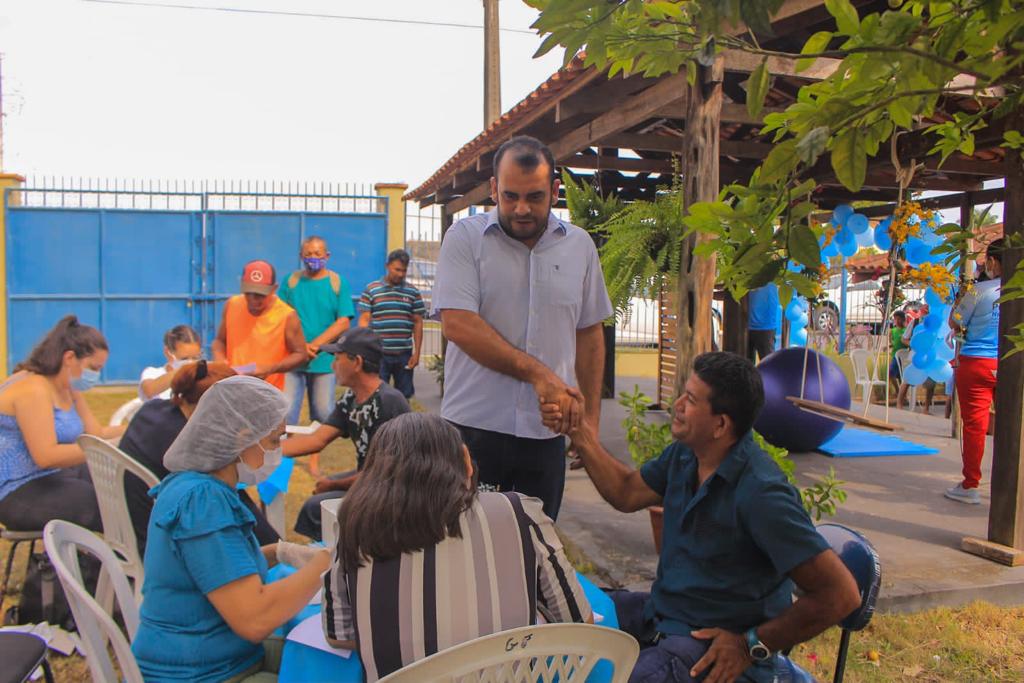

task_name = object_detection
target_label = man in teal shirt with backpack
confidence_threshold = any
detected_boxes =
[279,236,355,425]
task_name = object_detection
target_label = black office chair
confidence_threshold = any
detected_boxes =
[0,631,54,683]
[781,523,881,683]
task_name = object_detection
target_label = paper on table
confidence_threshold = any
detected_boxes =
[286,614,352,658]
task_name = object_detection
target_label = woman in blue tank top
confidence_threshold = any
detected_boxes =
[0,315,125,532]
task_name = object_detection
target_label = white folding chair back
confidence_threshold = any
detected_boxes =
[43,520,143,683]
[110,397,144,427]
[78,434,159,602]
[849,349,886,403]
[377,623,639,683]
[894,348,918,410]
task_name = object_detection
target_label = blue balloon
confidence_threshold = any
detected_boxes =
[833,204,854,223]
[821,237,840,259]
[910,331,935,353]
[935,341,955,362]
[795,312,809,329]
[856,227,875,247]
[924,287,944,309]
[838,236,858,258]
[787,260,804,273]
[874,223,892,251]
[785,301,804,322]
[790,327,808,347]
[928,360,953,384]
[847,213,869,234]
[905,238,928,266]
[913,348,935,369]
[923,313,943,332]
[903,364,929,386]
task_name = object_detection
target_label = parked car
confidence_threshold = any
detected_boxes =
[813,274,923,333]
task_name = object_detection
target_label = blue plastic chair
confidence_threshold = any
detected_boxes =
[782,523,881,683]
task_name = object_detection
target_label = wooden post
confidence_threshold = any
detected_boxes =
[986,118,1024,554]
[438,205,455,397]
[675,56,724,396]
[723,294,749,356]
[597,148,618,399]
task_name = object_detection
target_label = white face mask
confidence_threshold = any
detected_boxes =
[236,441,282,486]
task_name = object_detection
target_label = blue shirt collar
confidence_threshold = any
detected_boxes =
[713,432,756,485]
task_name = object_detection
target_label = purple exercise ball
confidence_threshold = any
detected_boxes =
[754,348,851,452]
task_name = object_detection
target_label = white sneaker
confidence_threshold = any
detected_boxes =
[944,484,981,505]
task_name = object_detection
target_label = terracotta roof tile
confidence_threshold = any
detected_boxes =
[405,54,594,201]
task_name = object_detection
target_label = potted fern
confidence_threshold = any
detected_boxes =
[619,386,673,552]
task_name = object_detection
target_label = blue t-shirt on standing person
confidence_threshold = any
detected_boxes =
[748,284,780,331]
[133,472,269,683]
[955,278,1001,359]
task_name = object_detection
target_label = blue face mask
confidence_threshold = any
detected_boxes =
[71,368,101,392]
[303,257,326,273]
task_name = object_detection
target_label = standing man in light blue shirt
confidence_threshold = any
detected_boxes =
[946,238,1003,504]
[434,135,613,520]
[747,284,780,362]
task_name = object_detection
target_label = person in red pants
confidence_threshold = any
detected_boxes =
[947,239,1003,504]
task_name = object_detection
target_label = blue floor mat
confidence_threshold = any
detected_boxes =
[818,426,939,457]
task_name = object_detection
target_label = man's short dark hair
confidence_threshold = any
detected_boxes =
[692,352,765,438]
[387,248,410,266]
[893,311,907,324]
[493,135,556,181]
[987,237,1004,264]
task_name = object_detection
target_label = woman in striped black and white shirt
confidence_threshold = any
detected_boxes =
[322,412,593,681]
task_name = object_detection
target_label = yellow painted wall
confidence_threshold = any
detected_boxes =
[0,174,25,378]
[374,183,408,254]
[615,349,658,379]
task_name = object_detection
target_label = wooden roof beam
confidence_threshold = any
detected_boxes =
[653,101,786,125]
[721,49,840,80]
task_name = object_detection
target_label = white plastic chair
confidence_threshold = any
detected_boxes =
[109,397,143,427]
[849,349,887,404]
[377,623,640,683]
[78,434,160,602]
[894,349,919,411]
[43,520,144,683]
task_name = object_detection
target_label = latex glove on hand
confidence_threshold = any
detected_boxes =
[276,541,323,569]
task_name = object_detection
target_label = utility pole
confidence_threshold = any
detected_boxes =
[483,0,501,128]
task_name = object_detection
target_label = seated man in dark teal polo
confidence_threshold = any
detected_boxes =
[548,352,860,683]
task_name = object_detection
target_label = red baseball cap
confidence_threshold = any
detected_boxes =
[241,260,276,295]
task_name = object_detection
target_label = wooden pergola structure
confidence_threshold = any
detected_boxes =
[406,0,1023,560]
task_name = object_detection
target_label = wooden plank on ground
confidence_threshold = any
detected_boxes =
[961,536,1024,566]
[786,396,901,431]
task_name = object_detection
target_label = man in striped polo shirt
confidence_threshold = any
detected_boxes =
[358,249,425,398]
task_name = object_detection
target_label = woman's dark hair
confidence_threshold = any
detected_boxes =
[163,324,200,351]
[170,360,236,407]
[987,238,1004,264]
[692,351,765,438]
[15,315,108,376]
[338,413,477,568]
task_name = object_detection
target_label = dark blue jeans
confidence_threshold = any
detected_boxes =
[608,591,794,683]
[379,351,415,398]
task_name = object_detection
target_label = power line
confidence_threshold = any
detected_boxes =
[81,0,538,34]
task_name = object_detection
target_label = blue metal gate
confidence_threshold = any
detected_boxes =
[5,183,388,383]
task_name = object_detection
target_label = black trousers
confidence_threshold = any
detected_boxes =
[0,465,101,532]
[747,330,776,363]
[453,423,566,521]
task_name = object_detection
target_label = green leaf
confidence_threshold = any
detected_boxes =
[759,140,800,184]
[797,31,833,72]
[831,129,867,192]
[1004,130,1024,150]
[747,58,770,120]
[533,32,565,59]
[789,223,822,270]
[824,0,860,35]
[749,259,786,289]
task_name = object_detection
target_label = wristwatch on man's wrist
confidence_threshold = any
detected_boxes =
[744,627,772,662]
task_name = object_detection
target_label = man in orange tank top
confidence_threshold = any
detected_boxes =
[212,260,308,391]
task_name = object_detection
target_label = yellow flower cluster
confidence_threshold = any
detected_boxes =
[907,263,956,300]
[890,201,935,246]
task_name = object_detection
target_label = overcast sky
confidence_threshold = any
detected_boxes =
[0,0,566,189]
